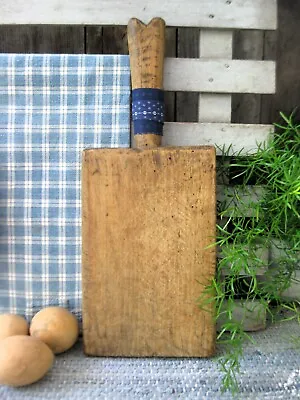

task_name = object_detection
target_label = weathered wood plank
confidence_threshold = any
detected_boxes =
[0,0,277,29]
[102,27,128,54]
[199,94,233,122]
[164,28,176,122]
[261,1,300,124]
[199,29,232,123]
[86,26,130,55]
[0,25,84,53]
[176,28,199,122]
[200,29,233,58]
[232,30,264,124]
[260,29,277,124]
[198,29,232,187]
[85,27,103,54]
[199,94,232,122]
[163,122,273,154]
[164,58,276,94]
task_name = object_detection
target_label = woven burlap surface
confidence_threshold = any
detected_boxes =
[1,319,300,399]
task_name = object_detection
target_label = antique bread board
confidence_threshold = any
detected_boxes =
[82,145,216,357]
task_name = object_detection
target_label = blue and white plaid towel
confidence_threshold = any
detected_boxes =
[0,54,131,321]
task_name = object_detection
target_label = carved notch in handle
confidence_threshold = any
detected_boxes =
[127,17,165,149]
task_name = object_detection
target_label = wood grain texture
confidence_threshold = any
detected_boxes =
[127,18,165,149]
[128,18,165,90]
[176,28,199,122]
[103,27,128,54]
[82,147,216,357]
[86,26,128,55]
[85,27,103,54]
[164,28,176,122]
[262,0,300,124]
[232,30,264,124]
[260,30,277,124]
[0,25,84,53]
[0,0,277,29]
[164,58,276,94]
[90,26,175,122]
[163,122,273,154]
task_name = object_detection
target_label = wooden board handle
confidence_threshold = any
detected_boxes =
[127,17,165,149]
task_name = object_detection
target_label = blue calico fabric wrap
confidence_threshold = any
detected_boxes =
[132,88,164,135]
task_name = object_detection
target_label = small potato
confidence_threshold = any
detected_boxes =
[0,314,29,340]
[0,335,54,387]
[30,307,79,354]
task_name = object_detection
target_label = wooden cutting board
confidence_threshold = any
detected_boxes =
[82,18,216,357]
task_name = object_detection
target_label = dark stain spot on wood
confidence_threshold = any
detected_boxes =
[153,152,161,166]
[142,72,153,79]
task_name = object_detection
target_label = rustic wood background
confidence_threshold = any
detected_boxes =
[0,1,298,126]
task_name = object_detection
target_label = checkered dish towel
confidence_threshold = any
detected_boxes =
[0,54,131,321]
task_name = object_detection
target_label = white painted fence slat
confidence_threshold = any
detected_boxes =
[0,0,277,29]
[199,29,233,58]
[164,58,276,94]
[199,30,233,123]
[198,94,232,123]
[163,122,273,154]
